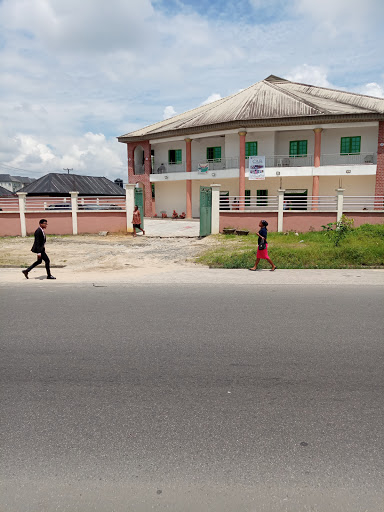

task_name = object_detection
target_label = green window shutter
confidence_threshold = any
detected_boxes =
[207,147,221,161]
[245,142,258,157]
[290,141,298,156]
[290,140,307,156]
[341,136,361,155]
[257,189,268,206]
[298,140,307,155]
[351,136,361,153]
[169,149,182,164]
[245,189,251,205]
[340,137,350,154]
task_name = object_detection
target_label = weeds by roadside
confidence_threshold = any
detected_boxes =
[195,224,384,269]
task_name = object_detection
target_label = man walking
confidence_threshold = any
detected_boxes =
[132,205,145,237]
[22,219,56,280]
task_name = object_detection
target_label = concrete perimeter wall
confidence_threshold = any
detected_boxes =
[219,211,383,233]
[77,212,126,234]
[220,212,278,233]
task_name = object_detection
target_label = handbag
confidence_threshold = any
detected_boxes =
[258,239,266,251]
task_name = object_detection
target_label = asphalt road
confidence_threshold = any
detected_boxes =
[1,283,384,512]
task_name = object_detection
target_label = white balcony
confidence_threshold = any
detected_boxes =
[151,153,377,175]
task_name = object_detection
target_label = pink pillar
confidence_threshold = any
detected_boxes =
[238,131,246,210]
[185,138,192,219]
[375,121,384,209]
[127,140,153,217]
[312,128,322,210]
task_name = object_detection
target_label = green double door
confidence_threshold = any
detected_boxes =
[134,188,144,228]
[200,186,212,237]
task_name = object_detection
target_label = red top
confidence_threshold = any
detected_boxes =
[132,210,141,224]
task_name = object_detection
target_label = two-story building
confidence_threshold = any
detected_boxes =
[118,75,384,218]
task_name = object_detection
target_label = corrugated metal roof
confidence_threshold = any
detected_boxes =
[20,173,125,196]
[0,185,15,196]
[118,75,384,142]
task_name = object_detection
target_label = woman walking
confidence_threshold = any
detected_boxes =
[249,220,276,271]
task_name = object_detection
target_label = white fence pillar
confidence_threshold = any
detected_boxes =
[125,184,135,233]
[277,188,285,232]
[70,191,79,235]
[336,188,345,223]
[210,183,221,234]
[17,192,27,237]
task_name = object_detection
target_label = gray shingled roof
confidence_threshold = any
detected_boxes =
[118,75,384,142]
[20,173,125,196]
[0,185,15,196]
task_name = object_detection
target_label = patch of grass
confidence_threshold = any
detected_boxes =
[196,224,384,269]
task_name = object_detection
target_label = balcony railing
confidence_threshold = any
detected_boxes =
[152,152,378,174]
[220,196,279,211]
[320,153,377,166]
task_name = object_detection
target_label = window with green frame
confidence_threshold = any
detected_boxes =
[340,136,361,155]
[245,142,258,158]
[289,140,307,157]
[168,149,182,164]
[207,146,221,161]
[245,189,251,205]
[257,189,268,206]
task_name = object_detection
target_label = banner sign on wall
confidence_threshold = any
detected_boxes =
[249,156,265,180]
[198,163,209,174]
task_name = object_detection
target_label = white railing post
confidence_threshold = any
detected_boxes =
[336,188,344,222]
[277,189,285,232]
[125,184,135,233]
[17,192,27,237]
[70,191,79,235]
[210,184,221,234]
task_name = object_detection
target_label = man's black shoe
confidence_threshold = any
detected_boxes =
[47,275,56,280]
[22,270,29,279]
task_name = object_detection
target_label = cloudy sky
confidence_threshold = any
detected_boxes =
[0,0,383,182]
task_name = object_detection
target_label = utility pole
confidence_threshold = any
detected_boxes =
[63,168,73,174]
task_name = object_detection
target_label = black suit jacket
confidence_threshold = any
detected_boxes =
[31,228,46,254]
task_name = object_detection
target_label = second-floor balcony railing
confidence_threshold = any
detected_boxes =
[320,153,377,166]
[150,152,377,174]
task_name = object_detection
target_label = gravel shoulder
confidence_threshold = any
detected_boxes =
[0,234,216,272]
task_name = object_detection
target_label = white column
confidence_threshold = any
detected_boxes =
[125,184,135,233]
[70,191,79,235]
[277,188,285,233]
[336,188,345,223]
[210,183,221,234]
[17,192,27,237]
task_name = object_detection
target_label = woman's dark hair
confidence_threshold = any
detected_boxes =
[261,220,268,227]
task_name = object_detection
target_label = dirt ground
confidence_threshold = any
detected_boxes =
[0,234,217,273]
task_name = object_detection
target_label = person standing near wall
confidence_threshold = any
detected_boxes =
[249,220,276,271]
[22,219,56,279]
[132,205,145,236]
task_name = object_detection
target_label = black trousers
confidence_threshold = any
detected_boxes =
[26,250,51,276]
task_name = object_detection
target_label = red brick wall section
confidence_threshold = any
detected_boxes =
[375,120,384,198]
[126,141,153,217]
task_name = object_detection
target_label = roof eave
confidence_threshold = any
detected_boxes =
[118,113,384,143]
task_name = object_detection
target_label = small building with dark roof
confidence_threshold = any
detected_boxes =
[0,185,15,197]
[20,173,125,196]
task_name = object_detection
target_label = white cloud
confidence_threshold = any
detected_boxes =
[201,93,222,106]
[358,82,384,98]
[286,65,332,88]
[0,0,383,181]
[163,106,177,120]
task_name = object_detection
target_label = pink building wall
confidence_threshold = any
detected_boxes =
[25,212,73,235]
[283,212,338,232]
[77,212,126,233]
[0,214,22,236]
[220,212,278,233]
[219,211,383,233]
